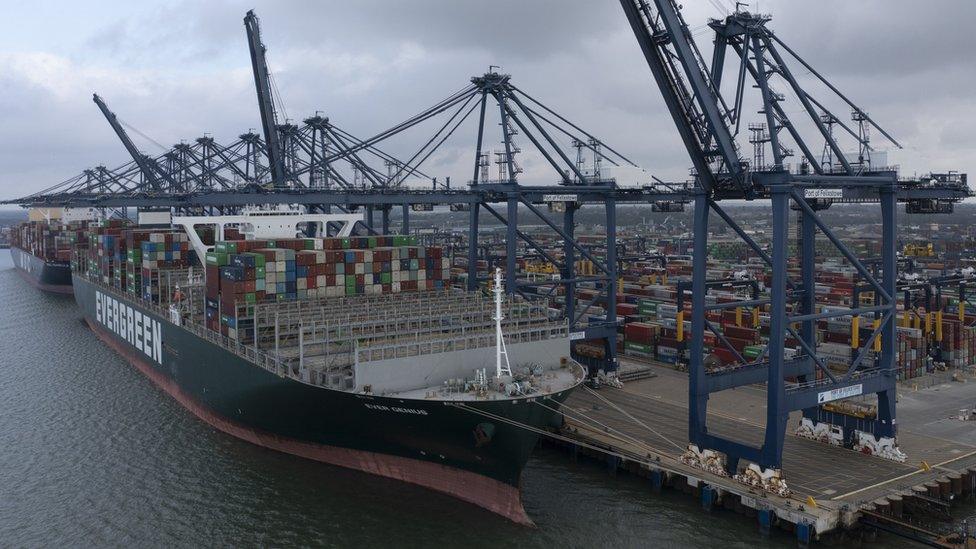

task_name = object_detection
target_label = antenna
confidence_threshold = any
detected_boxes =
[493,267,512,378]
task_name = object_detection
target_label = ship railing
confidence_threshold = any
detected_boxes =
[183,319,291,379]
[88,276,298,383]
[355,323,569,363]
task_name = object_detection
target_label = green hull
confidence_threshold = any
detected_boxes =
[72,274,579,523]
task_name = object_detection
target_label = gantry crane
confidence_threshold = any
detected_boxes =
[619,0,967,478]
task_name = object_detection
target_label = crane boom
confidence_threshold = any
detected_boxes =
[244,10,287,187]
[92,93,173,191]
[619,0,744,192]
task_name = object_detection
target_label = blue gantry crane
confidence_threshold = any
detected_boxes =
[618,0,969,477]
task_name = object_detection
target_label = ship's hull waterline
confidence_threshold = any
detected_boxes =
[11,247,73,294]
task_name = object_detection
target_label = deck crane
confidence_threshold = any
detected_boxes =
[244,10,288,188]
[617,0,968,482]
[92,94,178,193]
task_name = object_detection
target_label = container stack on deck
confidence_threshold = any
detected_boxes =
[12,220,95,263]
[139,232,192,302]
[88,222,132,287]
[203,235,450,340]
[68,222,198,304]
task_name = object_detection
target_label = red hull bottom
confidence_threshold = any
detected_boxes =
[85,319,533,525]
[15,267,74,294]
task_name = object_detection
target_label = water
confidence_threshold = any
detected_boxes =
[0,251,969,547]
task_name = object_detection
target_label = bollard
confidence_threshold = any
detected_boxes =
[937,477,951,500]
[888,495,903,518]
[949,472,962,496]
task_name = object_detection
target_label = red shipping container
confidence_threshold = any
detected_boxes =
[713,347,738,365]
[719,336,750,354]
[625,322,655,344]
[617,303,638,316]
[723,325,757,342]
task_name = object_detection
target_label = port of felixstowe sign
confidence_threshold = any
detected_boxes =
[817,383,863,404]
[542,194,578,203]
[803,188,843,199]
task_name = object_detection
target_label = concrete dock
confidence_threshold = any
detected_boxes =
[553,359,976,545]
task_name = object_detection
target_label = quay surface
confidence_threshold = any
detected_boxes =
[555,360,976,544]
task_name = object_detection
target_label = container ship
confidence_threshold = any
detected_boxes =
[9,208,102,294]
[65,208,583,524]
[10,223,79,294]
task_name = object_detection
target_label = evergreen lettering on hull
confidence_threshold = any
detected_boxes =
[95,290,163,365]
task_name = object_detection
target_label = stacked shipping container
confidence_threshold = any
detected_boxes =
[203,235,451,339]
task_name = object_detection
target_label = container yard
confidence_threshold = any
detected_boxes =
[2,1,976,547]
[445,224,976,386]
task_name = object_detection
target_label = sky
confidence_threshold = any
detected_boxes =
[0,0,973,200]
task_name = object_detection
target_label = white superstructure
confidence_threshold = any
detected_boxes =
[172,206,363,264]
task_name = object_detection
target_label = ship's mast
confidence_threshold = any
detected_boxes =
[493,267,512,378]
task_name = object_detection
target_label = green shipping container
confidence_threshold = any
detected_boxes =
[624,342,653,353]
[638,300,658,312]
[215,242,238,254]
[743,346,763,359]
[245,252,266,267]
[206,252,229,266]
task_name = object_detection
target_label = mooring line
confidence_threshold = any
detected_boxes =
[532,396,664,458]
[450,402,655,466]
[581,384,684,451]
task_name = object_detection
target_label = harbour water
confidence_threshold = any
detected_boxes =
[0,252,968,547]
